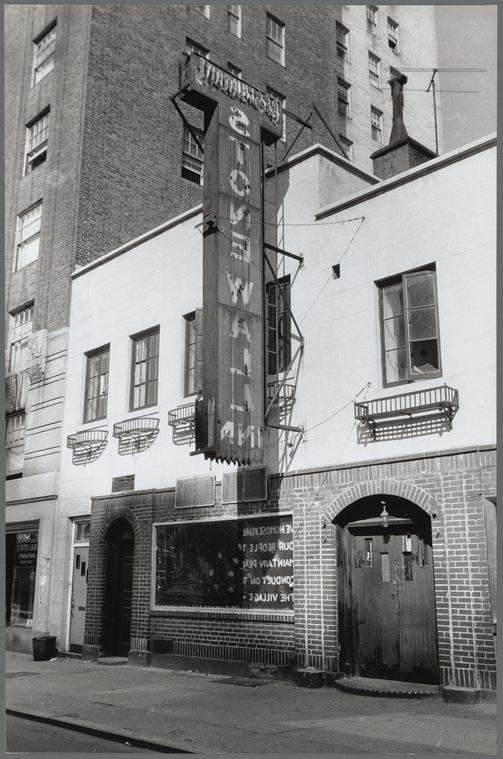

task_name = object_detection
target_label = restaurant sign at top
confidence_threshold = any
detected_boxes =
[182,54,283,137]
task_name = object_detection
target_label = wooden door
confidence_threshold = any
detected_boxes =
[339,523,438,683]
[69,545,89,652]
[104,527,134,656]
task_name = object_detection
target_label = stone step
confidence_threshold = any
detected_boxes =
[334,676,438,698]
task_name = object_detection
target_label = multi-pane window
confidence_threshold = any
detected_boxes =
[15,202,42,270]
[267,86,286,141]
[184,310,203,397]
[338,78,351,118]
[186,38,210,59]
[84,346,110,422]
[32,22,56,86]
[266,276,291,375]
[227,61,242,79]
[367,6,378,35]
[228,5,242,38]
[339,134,353,161]
[266,13,285,66]
[194,5,210,18]
[336,22,350,61]
[388,17,399,53]
[130,328,159,410]
[368,52,381,88]
[379,268,441,385]
[6,413,26,475]
[9,305,34,373]
[371,106,383,143]
[25,110,49,174]
[181,125,204,184]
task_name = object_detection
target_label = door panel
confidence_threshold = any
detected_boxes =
[69,545,89,652]
[346,525,438,683]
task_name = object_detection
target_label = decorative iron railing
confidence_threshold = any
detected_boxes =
[168,402,196,445]
[113,417,159,455]
[354,384,459,423]
[67,429,108,465]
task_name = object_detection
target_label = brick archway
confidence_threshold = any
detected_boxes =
[323,478,440,525]
[99,506,141,542]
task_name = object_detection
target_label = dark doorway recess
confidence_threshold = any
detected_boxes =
[336,495,439,684]
[103,518,134,657]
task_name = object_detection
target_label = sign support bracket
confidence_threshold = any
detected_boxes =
[170,89,205,154]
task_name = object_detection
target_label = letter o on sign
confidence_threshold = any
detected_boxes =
[229,169,251,197]
[229,106,250,136]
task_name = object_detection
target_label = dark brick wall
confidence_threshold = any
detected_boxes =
[5,5,92,333]
[84,447,496,690]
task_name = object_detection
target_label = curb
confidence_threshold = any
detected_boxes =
[6,708,193,754]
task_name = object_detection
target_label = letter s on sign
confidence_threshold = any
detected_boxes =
[229,107,250,137]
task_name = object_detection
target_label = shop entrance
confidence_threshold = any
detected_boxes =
[336,496,438,684]
[103,519,134,657]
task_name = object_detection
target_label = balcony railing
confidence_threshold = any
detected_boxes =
[354,384,459,424]
[266,380,296,417]
[168,401,196,445]
[354,384,459,443]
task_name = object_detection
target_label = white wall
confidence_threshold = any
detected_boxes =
[278,141,496,470]
[59,141,496,503]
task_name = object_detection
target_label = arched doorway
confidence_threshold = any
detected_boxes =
[103,518,134,657]
[336,495,438,684]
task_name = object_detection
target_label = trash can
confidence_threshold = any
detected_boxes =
[32,636,57,661]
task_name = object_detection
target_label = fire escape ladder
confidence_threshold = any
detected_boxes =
[263,151,304,437]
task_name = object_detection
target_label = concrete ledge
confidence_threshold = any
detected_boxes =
[441,686,482,704]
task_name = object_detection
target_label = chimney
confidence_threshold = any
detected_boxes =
[371,71,437,180]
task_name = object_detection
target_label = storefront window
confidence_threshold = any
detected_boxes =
[7,531,38,626]
[155,515,293,611]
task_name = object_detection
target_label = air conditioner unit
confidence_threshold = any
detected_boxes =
[175,475,215,509]
[222,466,268,504]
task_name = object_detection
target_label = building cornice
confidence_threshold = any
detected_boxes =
[316,133,496,219]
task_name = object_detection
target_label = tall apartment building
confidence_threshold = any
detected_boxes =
[5,4,442,652]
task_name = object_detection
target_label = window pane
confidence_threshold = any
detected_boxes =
[408,306,437,340]
[382,282,403,319]
[406,272,435,307]
[385,346,407,382]
[409,339,439,374]
[384,315,405,351]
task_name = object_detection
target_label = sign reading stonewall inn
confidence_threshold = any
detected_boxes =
[181,54,282,465]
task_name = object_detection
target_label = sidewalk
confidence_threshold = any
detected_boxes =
[6,651,497,756]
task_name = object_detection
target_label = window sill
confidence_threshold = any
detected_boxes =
[151,606,295,624]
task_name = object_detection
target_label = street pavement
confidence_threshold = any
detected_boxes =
[6,651,497,756]
[6,713,153,753]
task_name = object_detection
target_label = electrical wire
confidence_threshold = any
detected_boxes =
[303,382,371,434]
[213,214,365,228]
